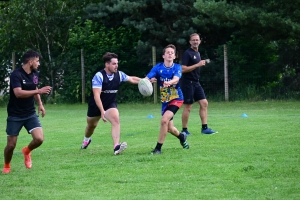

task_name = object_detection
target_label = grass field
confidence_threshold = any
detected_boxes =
[0,101,299,200]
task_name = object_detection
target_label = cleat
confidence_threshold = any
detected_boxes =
[180,132,190,149]
[81,138,92,149]
[201,128,218,134]
[181,129,191,136]
[2,167,10,174]
[114,142,127,155]
[151,149,162,155]
[22,147,32,169]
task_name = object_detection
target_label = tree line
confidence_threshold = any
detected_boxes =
[0,0,299,104]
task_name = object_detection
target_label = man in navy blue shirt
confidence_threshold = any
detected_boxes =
[2,50,52,174]
[181,33,217,135]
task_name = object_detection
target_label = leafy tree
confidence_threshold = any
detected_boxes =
[62,19,144,103]
[84,0,200,56]
[0,0,99,101]
[193,0,300,97]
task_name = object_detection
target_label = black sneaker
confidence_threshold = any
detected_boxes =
[114,142,127,155]
[180,132,189,149]
[81,138,91,149]
[151,149,162,155]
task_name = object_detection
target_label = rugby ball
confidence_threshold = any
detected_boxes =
[138,78,153,96]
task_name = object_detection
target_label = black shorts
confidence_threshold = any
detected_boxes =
[180,79,206,104]
[87,102,117,117]
[6,114,41,136]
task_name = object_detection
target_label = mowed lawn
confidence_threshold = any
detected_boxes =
[0,101,299,200]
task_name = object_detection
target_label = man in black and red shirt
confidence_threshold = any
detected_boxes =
[2,50,52,174]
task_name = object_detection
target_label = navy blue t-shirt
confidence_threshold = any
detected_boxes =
[181,48,201,81]
[7,67,39,117]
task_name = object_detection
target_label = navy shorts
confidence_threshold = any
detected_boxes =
[6,114,42,136]
[181,79,206,104]
[87,102,117,117]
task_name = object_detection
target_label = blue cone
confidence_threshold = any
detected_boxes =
[241,113,248,118]
[147,114,154,118]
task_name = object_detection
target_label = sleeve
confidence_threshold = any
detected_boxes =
[146,65,158,79]
[181,51,190,66]
[92,72,103,88]
[10,71,22,89]
[119,71,129,82]
[174,64,182,78]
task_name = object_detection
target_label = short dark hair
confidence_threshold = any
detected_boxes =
[162,44,176,55]
[22,50,40,64]
[189,33,200,40]
[102,52,118,63]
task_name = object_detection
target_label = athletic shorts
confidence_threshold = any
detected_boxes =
[6,114,41,136]
[87,102,117,117]
[162,100,183,120]
[180,79,206,104]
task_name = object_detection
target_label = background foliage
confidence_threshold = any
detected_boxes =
[0,0,299,104]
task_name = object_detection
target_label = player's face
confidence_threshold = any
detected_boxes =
[30,57,40,72]
[106,58,118,73]
[190,35,201,49]
[162,48,175,62]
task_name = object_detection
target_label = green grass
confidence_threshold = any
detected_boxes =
[0,101,300,200]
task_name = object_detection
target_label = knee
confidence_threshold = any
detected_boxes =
[87,123,97,130]
[160,118,168,127]
[184,105,192,112]
[200,99,208,108]
[34,136,44,145]
[6,143,16,151]
[110,117,120,125]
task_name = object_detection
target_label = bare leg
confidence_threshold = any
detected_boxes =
[104,108,120,147]
[3,136,17,164]
[168,120,180,137]
[181,104,193,128]
[28,128,44,150]
[157,110,174,143]
[85,116,101,137]
[198,99,208,125]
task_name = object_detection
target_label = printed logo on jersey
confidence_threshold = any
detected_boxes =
[160,70,163,74]
[23,80,26,84]
[33,76,38,84]
[193,55,196,59]
[102,90,118,93]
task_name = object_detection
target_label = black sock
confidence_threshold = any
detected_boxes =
[202,124,208,130]
[155,142,163,151]
[177,133,185,143]
[182,128,187,131]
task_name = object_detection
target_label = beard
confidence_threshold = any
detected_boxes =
[30,65,37,72]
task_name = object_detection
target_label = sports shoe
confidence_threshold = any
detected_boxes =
[180,132,190,149]
[114,142,127,155]
[201,128,218,134]
[2,167,10,174]
[22,147,32,169]
[151,149,162,155]
[181,129,191,136]
[81,138,92,149]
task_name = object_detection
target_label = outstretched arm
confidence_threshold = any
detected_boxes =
[127,76,141,84]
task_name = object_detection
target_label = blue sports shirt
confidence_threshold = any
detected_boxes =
[146,62,183,103]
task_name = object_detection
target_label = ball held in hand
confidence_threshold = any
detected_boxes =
[138,78,153,96]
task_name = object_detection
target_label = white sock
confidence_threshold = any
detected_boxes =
[84,137,90,142]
